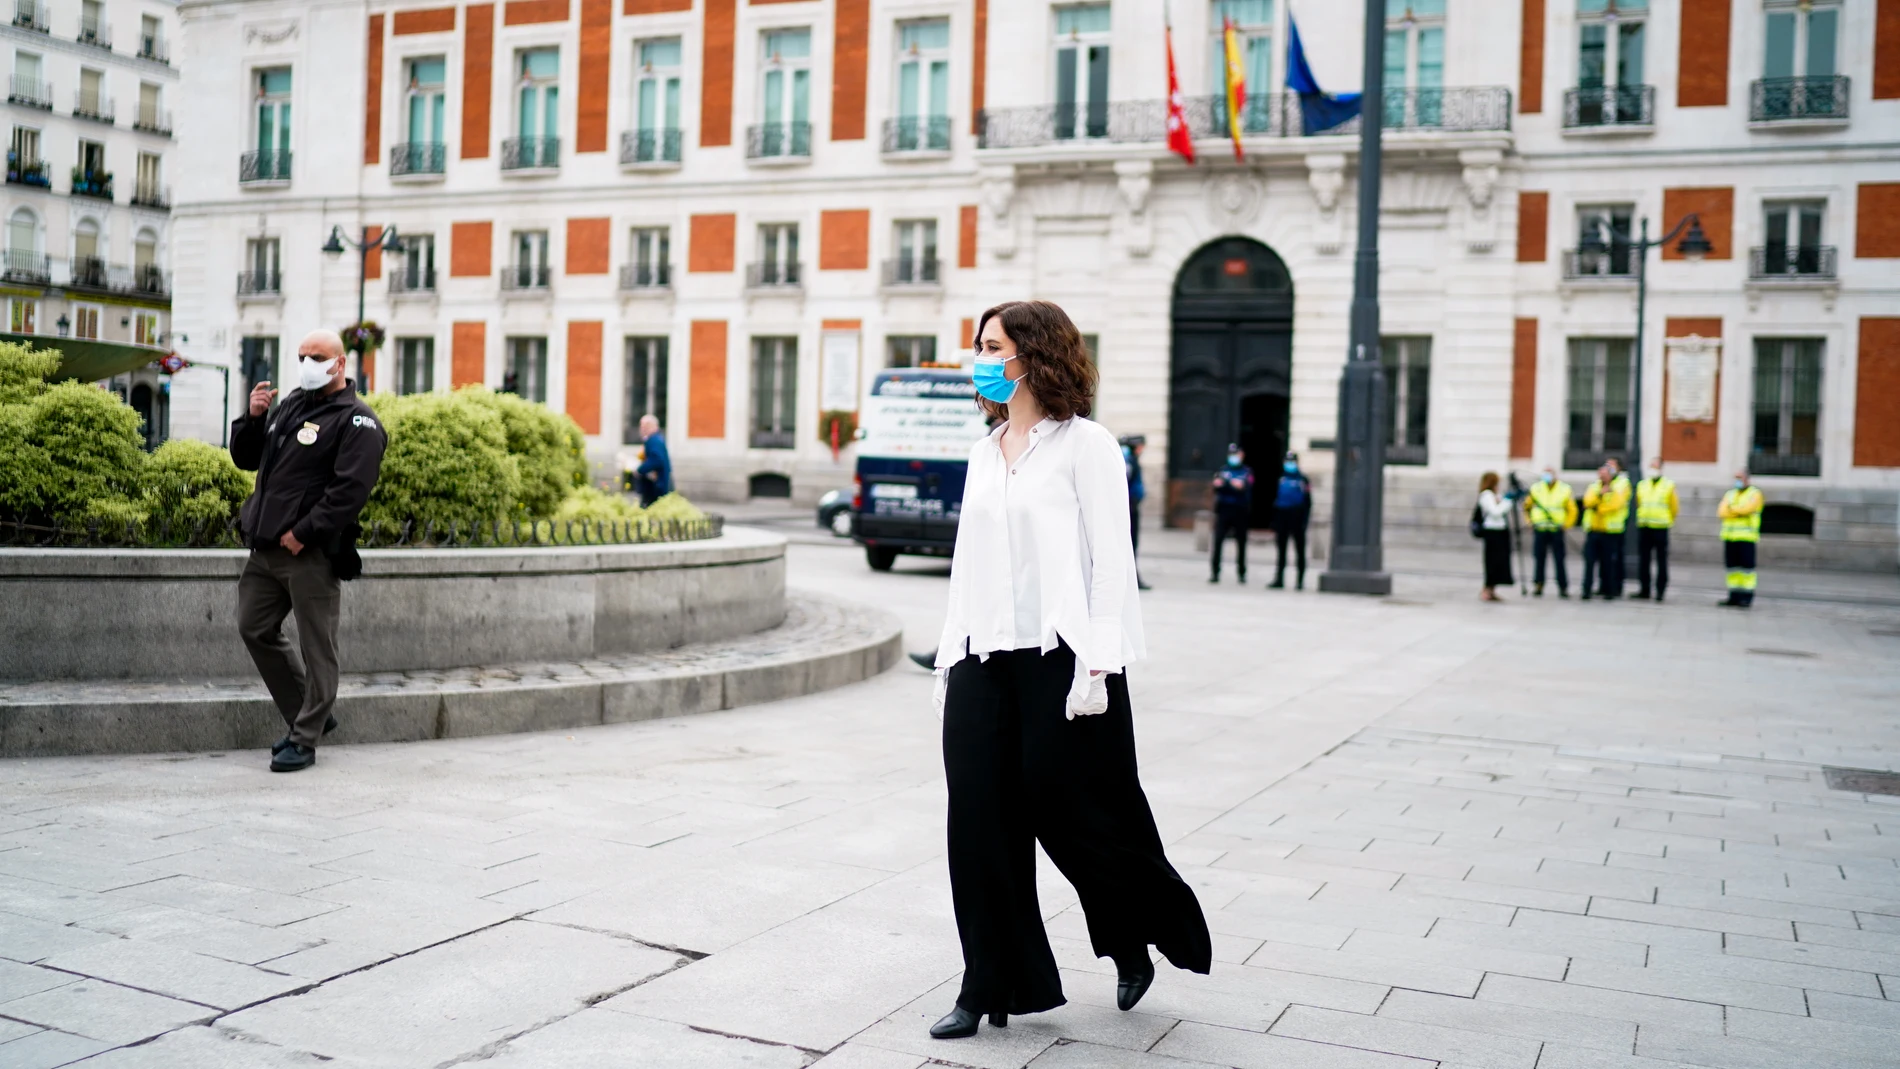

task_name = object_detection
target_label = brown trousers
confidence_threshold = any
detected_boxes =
[237,547,341,747]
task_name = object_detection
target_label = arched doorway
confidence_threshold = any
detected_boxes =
[1167,237,1293,528]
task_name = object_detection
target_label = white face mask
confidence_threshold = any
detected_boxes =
[298,356,337,391]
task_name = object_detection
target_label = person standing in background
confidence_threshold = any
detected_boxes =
[1121,435,1152,591]
[633,414,672,507]
[1719,469,1764,608]
[1524,466,1576,598]
[1269,452,1311,590]
[1580,462,1630,600]
[1476,472,1514,601]
[1208,445,1253,585]
[1633,458,1679,601]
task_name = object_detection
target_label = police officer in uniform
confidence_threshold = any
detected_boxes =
[1718,469,1764,608]
[1524,466,1576,597]
[1633,457,1679,601]
[230,330,387,772]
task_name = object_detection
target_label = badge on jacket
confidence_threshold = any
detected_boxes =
[296,422,320,446]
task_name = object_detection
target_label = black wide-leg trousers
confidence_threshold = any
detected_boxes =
[942,643,1212,1016]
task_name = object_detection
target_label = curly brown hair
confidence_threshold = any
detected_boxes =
[973,300,1097,422]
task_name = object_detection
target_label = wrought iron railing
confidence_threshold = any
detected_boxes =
[77,16,109,49]
[0,514,725,549]
[977,87,1511,148]
[390,141,446,176]
[236,270,282,296]
[70,169,113,200]
[73,90,113,123]
[881,257,940,286]
[1748,452,1820,478]
[8,77,51,109]
[133,263,167,295]
[6,153,49,188]
[240,150,291,183]
[1563,448,1626,472]
[621,128,682,164]
[388,266,436,295]
[133,105,172,135]
[1562,246,1637,279]
[11,1,45,33]
[1385,443,1428,466]
[749,430,796,450]
[1749,245,1836,279]
[747,121,811,159]
[1563,84,1655,129]
[501,263,552,290]
[745,261,801,288]
[2,250,49,284]
[501,137,559,170]
[138,34,167,64]
[619,262,671,290]
[882,115,952,153]
[131,183,169,210]
[68,256,108,289]
[1750,76,1849,123]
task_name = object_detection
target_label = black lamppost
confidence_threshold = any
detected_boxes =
[1583,212,1711,561]
[1320,0,1392,595]
[322,224,405,327]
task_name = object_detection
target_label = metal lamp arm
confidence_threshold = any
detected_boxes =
[1594,213,1699,253]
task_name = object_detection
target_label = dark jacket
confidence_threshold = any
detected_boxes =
[231,382,386,548]
[1212,464,1253,511]
[1272,470,1312,531]
[635,431,672,496]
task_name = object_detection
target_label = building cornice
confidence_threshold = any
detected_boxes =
[0,25,180,80]
[1518,140,1900,167]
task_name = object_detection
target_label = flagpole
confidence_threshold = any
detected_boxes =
[1319,0,1393,595]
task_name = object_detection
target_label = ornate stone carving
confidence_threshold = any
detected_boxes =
[1202,167,1265,237]
[1304,153,1346,255]
[1115,160,1155,258]
[979,165,1018,259]
[245,21,299,46]
[1459,148,1503,253]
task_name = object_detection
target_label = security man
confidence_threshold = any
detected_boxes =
[1208,443,1254,584]
[1718,468,1765,608]
[1580,462,1630,600]
[1524,466,1577,597]
[1633,457,1679,601]
[230,330,387,772]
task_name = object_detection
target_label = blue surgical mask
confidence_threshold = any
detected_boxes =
[1733,479,1746,490]
[1226,453,1242,467]
[1283,461,1297,473]
[1542,473,1555,484]
[972,354,1019,404]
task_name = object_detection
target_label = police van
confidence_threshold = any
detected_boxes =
[852,367,990,571]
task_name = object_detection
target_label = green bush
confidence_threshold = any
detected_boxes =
[359,391,521,533]
[461,388,585,518]
[552,486,644,524]
[0,341,59,405]
[642,492,706,523]
[0,381,146,525]
[139,439,253,530]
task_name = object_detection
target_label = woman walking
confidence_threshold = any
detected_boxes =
[1476,472,1514,601]
[928,301,1211,1040]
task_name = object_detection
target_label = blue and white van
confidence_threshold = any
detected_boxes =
[852,367,990,571]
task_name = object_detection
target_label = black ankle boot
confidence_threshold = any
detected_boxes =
[928,1006,1006,1039]
[1116,958,1157,1011]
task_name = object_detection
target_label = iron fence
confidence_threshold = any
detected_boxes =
[134,263,167,295]
[71,169,113,200]
[882,115,952,153]
[747,121,811,159]
[621,128,682,164]
[501,263,552,291]
[3,250,49,285]
[131,183,169,210]
[501,137,560,170]
[1751,76,1849,123]
[881,257,940,286]
[390,141,446,176]
[0,514,725,550]
[976,87,1510,148]
[69,256,108,289]
[73,91,113,123]
[138,34,167,63]
[388,266,436,295]
[77,16,109,49]
[1563,84,1654,128]
[11,0,45,33]
[1562,246,1637,279]
[745,261,801,288]
[236,270,282,296]
[6,153,49,187]
[1749,245,1836,279]
[619,262,671,289]
[240,150,291,183]
[133,105,172,135]
[9,76,51,109]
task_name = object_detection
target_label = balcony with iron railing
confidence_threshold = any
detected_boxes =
[618,262,671,290]
[137,34,167,64]
[1748,451,1821,477]
[882,115,951,154]
[501,137,559,171]
[133,105,172,136]
[1561,245,1638,281]
[390,141,446,177]
[68,255,109,290]
[745,261,802,290]
[9,77,52,110]
[976,87,1512,149]
[77,16,109,49]
[130,182,168,210]
[500,263,551,291]
[240,150,291,185]
[1562,84,1655,131]
[747,121,811,161]
[73,91,114,124]
[11,0,46,33]
[1748,245,1837,280]
[3,249,49,284]
[6,152,49,188]
[133,263,166,296]
[881,257,941,288]
[1750,76,1849,125]
[388,266,436,296]
[70,168,112,200]
[236,270,282,296]
[620,128,682,166]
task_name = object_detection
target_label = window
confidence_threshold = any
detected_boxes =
[134,151,160,202]
[1381,336,1430,464]
[633,38,682,162]
[240,336,278,393]
[505,336,547,402]
[755,222,799,286]
[1054,4,1111,139]
[750,336,798,448]
[1565,338,1634,469]
[626,226,669,287]
[11,126,38,164]
[78,68,106,118]
[243,236,280,292]
[1211,0,1272,132]
[396,337,435,395]
[80,0,104,45]
[757,28,811,157]
[892,19,950,150]
[133,229,156,269]
[508,229,549,288]
[72,218,101,284]
[1574,0,1646,125]
[77,139,105,179]
[396,233,435,290]
[9,298,35,333]
[1383,0,1445,126]
[624,336,668,443]
[255,68,291,158]
[890,219,938,284]
[1759,2,1842,120]
[14,51,43,93]
[133,311,158,346]
[136,82,161,130]
[512,49,559,167]
[7,207,34,251]
[1572,203,1635,276]
[401,57,447,172]
[887,335,936,368]
[140,15,161,58]
[73,305,99,339]
[1761,201,1825,276]
[1751,338,1822,476]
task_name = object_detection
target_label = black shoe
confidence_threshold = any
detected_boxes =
[1656,591,1665,603]
[1237,575,1246,585]
[1117,959,1157,1011]
[1558,590,1569,599]
[907,651,935,671]
[1580,593,1592,601]
[1207,575,1219,584]
[271,715,338,755]
[1296,576,1304,590]
[1633,591,1651,600]
[1137,579,1153,591]
[928,1006,1005,1039]
[270,743,316,772]
[1269,579,1285,589]
[1533,584,1544,597]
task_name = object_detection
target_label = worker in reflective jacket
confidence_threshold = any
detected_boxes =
[1718,469,1764,608]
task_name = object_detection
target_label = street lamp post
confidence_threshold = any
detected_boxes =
[1320,0,1392,595]
[322,224,404,387]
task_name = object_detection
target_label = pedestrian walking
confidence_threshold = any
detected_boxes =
[928,300,1211,1041]
[1208,444,1253,584]
[633,414,672,507]
[230,330,387,773]
[1475,472,1514,601]
[1580,462,1630,600]
[1719,469,1764,608]
[1121,435,1152,590]
[1524,466,1576,597]
[1269,452,1311,590]
[1633,457,1678,601]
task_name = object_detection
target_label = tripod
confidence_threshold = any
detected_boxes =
[1505,473,1529,596]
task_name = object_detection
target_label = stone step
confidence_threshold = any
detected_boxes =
[0,591,902,758]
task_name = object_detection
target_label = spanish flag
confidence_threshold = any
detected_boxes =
[1222,17,1247,160]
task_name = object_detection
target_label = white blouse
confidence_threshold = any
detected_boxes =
[1478,489,1512,530]
[933,416,1146,716]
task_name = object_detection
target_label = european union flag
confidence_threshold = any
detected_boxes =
[1286,18,1361,134]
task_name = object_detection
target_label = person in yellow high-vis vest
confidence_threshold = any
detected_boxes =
[1719,468,1764,608]
[1523,466,1578,597]
[1580,462,1631,600]
[1633,457,1679,602]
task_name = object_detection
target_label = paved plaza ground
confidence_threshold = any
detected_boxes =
[3,518,1900,1069]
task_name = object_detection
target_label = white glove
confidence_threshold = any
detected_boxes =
[1066,672,1110,718]
[932,668,948,720]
